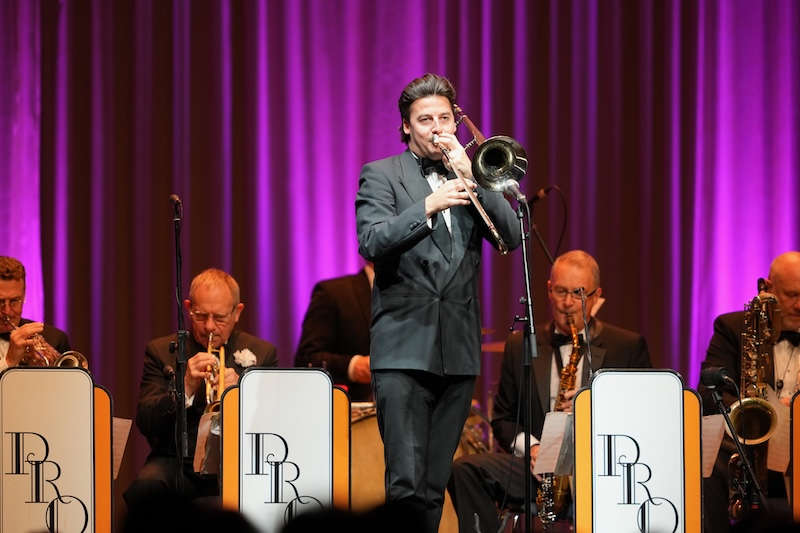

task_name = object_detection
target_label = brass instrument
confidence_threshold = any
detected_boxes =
[1,315,88,369]
[727,286,780,520]
[204,332,226,412]
[537,316,581,526]
[433,105,528,255]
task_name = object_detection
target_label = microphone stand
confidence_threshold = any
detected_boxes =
[708,384,771,516]
[169,197,190,493]
[512,199,539,533]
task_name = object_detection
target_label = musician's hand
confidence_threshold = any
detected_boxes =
[425,178,476,216]
[184,352,218,397]
[554,388,578,412]
[432,133,473,179]
[348,354,372,384]
[530,444,541,479]
[6,322,44,366]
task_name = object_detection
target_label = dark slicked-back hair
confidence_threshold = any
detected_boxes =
[398,73,457,144]
[0,257,25,287]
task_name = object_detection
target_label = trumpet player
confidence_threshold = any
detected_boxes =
[447,251,651,533]
[356,73,521,532]
[698,251,800,532]
[0,256,70,370]
[126,268,277,509]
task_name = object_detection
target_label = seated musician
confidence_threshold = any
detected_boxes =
[698,251,800,532]
[447,250,652,532]
[294,262,373,402]
[0,255,70,370]
[125,268,277,508]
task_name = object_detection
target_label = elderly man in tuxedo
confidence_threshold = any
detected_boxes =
[447,250,652,533]
[126,268,277,509]
[0,256,70,369]
[698,251,800,532]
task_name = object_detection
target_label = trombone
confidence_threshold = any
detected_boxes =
[433,105,528,255]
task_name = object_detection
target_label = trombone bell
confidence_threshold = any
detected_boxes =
[472,135,528,197]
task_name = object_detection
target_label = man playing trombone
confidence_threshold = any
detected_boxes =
[125,268,277,509]
[356,73,521,532]
[0,255,71,370]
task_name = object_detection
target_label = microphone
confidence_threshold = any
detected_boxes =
[700,366,736,388]
[169,194,182,219]
[526,186,553,206]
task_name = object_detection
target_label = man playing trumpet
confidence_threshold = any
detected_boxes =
[0,256,71,370]
[125,268,277,508]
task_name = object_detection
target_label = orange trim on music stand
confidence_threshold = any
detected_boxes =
[332,387,351,510]
[220,386,240,509]
[93,385,112,533]
[574,388,593,533]
[792,391,800,522]
[683,389,702,532]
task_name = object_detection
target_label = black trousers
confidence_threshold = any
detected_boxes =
[372,370,475,533]
[448,451,533,533]
[123,455,219,512]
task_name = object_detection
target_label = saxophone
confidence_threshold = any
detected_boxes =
[727,283,780,520]
[537,316,582,525]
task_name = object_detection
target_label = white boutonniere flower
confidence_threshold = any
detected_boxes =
[233,348,257,368]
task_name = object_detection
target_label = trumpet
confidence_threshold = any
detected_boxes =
[1,315,88,369]
[205,332,226,411]
[433,105,528,255]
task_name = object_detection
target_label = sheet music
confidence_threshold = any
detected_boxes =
[767,387,790,473]
[112,417,132,480]
[533,411,570,475]
[701,415,725,478]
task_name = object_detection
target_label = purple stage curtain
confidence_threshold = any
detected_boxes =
[1,0,799,521]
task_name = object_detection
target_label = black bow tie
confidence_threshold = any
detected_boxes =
[779,330,800,347]
[420,157,448,176]
[551,332,585,349]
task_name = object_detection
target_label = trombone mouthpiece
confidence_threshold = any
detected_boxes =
[432,134,440,144]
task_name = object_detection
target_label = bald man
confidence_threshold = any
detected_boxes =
[698,251,800,532]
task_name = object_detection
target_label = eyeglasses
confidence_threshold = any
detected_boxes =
[550,286,598,300]
[189,307,236,326]
[0,297,24,310]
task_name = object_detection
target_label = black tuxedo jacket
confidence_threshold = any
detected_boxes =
[294,270,372,401]
[491,321,652,452]
[135,330,277,458]
[697,310,774,415]
[356,149,520,375]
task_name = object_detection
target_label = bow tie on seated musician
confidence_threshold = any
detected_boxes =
[0,256,71,370]
[697,251,800,532]
[447,250,652,533]
[125,268,278,511]
[294,263,375,402]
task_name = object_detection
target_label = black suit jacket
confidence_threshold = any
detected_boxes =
[356,149,520,375]
[135,330,277,458]
[697,310,776,415]
[491,321,652,452]
[294,270,372,401]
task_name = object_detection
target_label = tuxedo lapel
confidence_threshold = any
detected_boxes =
[398,151,454,262]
